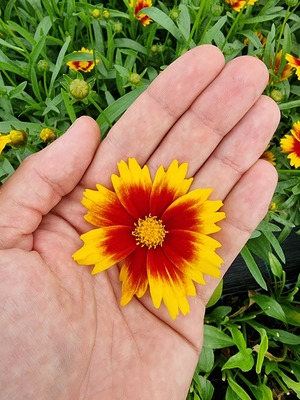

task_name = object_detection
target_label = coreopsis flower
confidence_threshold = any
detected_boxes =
[9,129,27,146]
[244,31,266,47]
[73,159,225,319]
[66,47,99,73]
[129,0,152,26]
[260,150,276,166]
[280,121,300,168]
[224,0,258,12]
[0,129,27,153]
[285,53,300,80]
[0,134,11,154]
[270,50,293,83]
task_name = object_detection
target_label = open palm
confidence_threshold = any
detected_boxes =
[0,45,280,400]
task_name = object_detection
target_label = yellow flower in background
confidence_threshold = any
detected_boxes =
[0,129,27,154]
[261,150,276,166]
[224,0,258,12]
[272,50,293,82]
[129,0,153,26]
[285,53,300,80]
[280,121,300,169]
[244,31,266,47]
[0,134,12,154]
[40,128,56,143]
[73,159,225,319]
[66,47,99,72]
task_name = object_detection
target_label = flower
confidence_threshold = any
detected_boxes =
[280,121,300,168]
[0,129,27,153]
[269,50,293,83]
[224,0,258,12]
[73,159,225,319]
[9,129,27,146]
[244,31,266,47]
[129,0,153,26]
[285,53,300,80]
[66,48,99,73]
[0,134,12,154]
[260,150,276,166]
[40,128,56,143]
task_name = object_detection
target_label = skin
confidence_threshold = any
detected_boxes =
[0,45,280,400]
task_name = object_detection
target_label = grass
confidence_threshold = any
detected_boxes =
[0,0,299,399]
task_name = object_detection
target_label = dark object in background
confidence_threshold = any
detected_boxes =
[223,230,300,296]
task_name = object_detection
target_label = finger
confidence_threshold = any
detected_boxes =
[192,95,280,198]
[148,56,270,175]
[0,116,100,250]
[81,45,225,188]
[195,159,278,305]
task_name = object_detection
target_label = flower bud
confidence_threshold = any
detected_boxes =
[285,0,298,7]
[40,128,56,143]
[211,3,224,16]
[113,21,123,33]
[69,79,90,99]
[91,9,101,19]
[9,129,27,146]
[169,8,180,20]
[102,9,110,19]
[270,89,283,103]
[129,73,141,85]
[151,44,158,54]
[0,86,7,97]
[37,59,50,73]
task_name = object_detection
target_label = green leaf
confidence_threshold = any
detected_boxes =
[61,89,76,123]
[142,7,185,43]
[250,384,273,400]
[229,326,247,352]
[202,15,227,44]
[263,231,285,263]
[240,245,267,290]
[49,36,71,97]
[114,38,148,55]
[251,294,287,323]
[206,279,223,308]
[8,81,27,99]
[196,376,214,400]
[268,252,283,279]
[222,349,254,372]
[177,4,193,45]
[6,20,36,46]
[197,346,214,373]
[281,371,300,397]
[272,329,300,345]
[255,328,268,374]
[34,15,53,41]
[227,375,252,400]
[203,325,234,349]
[281,304,300,327]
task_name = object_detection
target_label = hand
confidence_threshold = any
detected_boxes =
[0,45,280,400]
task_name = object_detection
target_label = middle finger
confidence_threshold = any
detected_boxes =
[148,56,270,176]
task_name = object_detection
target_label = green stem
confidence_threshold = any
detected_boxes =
[89,96,112,129]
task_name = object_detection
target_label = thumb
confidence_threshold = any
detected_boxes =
[0,116,100,250]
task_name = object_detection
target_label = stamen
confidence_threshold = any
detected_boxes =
[132,214,167,249]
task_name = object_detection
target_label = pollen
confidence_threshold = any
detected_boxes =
[132,214,167,249]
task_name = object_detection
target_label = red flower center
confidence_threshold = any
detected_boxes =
[132,214,167,249]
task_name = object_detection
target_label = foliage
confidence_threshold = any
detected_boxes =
[0,0,299,399]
